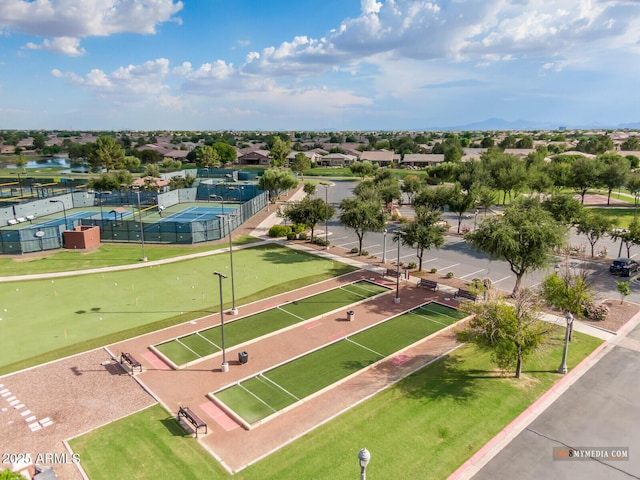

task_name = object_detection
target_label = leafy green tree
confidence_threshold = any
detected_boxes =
[611,217,640,258]
[89,136,125,172]
[1,469,26,480]
[123,155,142,172]
[617,280,632,305]
[446,184,476,234]
[269,136,291,168]
[541,267,593,317]
[413,185,450,211]
[195,145,221,168]
[475,186,499,214]
[626,174,640,207]
[290,152,311,179]
[541,194,585,225]
[349,161,377,179]
[466,199,566,295]
[303,182,317,196]
[377,179,402,212]
[398,206,447,271]
[575,134,614,154]
[280,196,335,241]
[515,135,534,149]
[456,289,554,378]
[339,197,385,255]
[258,168,298,203]
[483,151,528,204]
[621,137,640,151]
[32,134,46,151]
[169,174,196,190]
[15,153,27,171]
[87,170,133,191]
[212,141,237,165]
[401,174,421,205]
[576,211,615,258]
[598,154,630,205]
[570,157,602,204]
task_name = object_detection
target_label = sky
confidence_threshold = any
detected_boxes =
[1,0,640,131]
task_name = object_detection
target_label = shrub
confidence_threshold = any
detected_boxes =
[407,262,417,269]
[286,233,297,240]
[313,237,329,247]
[398,217,409,224]
[298,232,308,240]
[361,250,369,256]
[350,247,359,254]
[584,302,609,321]
[445,272,454,278]
[291,223,305,234]
[430,267,438,274]
[268,225,291,238]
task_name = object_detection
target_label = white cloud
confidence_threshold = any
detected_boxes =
[23,36,86,56]
[0,0,183,56]
[51,58,172,103]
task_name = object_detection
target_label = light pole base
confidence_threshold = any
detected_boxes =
[140,257,148,262]
[394,297,400,304]
[557,365,568,374]
[228,307,238,315]
[221,362,229,373]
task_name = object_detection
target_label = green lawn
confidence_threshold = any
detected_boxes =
[156,281,389,367]
[0,236,261,276]
[590,206,640,229]
[70,331,602,480]
[0,244,356,374]
[214,303,463,424]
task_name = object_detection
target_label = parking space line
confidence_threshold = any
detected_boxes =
[492,275,512,285]
[439,263,460,271]
[461,269,486,279]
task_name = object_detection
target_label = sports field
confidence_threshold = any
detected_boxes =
[213,302,467,424]
[154,280,390,366]
[0,244,356,374]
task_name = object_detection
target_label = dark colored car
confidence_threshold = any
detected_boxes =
[609,258,639,277]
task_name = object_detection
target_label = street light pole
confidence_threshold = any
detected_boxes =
[218,214,238,315]
[133,188,147,262]
[382,229,387,264]
[394,231,402,304]
[323,183,329,249]
[49,199,69,231]
[213,271,229,372]
[358,448,371,480]
[558,312,574,374]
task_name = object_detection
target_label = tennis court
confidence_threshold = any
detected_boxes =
[153,280,390,367]
[157,206,238,223]
[212,302,466,425]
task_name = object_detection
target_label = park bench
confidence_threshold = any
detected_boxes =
[454,288,477,303]
[120,352,142,374]
[7,219,17,226]
[178,406,207,437]
[385,268,401,279]
[417,278,438,291]
[17,217,26,223]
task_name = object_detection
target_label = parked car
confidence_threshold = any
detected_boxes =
[609,257,639,277]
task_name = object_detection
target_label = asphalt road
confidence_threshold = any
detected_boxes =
[471,323,640,480]
[318,179,640,303]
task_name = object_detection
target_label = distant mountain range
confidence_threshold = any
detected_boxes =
[434,117,640,131]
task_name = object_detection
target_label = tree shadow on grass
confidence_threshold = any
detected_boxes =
[394,354,500,403]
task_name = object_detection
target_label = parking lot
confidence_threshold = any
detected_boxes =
[320,180,640,304]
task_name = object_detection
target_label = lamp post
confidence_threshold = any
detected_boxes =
[49,199,69,231]
[358,448,371,480]
[210,194,224,215]
[213,271,229,372]
[12,172,24,198]
[96,191,111,232]
[474,208,479,230]
[558,312,574,374]
[382,229,387,264]
[132,187,147,262]
[394,231,403,304]
[217,214,238,315]
[323,183,330,249]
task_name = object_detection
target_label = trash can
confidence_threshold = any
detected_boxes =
[238,351,248,364]
[347,310,355,322]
